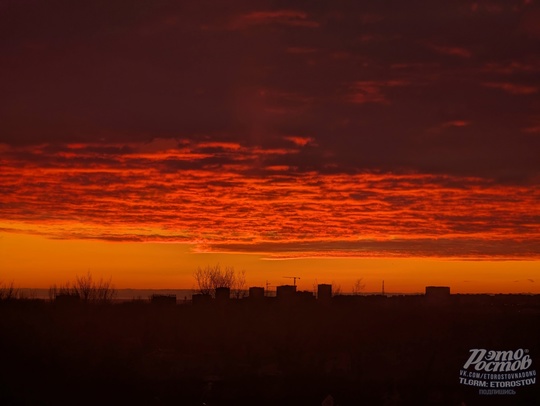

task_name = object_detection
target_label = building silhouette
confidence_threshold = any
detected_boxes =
[276,285,296,302]
[425,286,451,305]
[317,284,332,303]
[248,287,265,300]
[192,293,212,306]
[150,294,176,305]
[215,287,230,304]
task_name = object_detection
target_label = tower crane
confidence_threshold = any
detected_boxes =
[283,276,301,286]
[265,280,275,296]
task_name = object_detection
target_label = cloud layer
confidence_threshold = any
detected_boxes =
[1,0,539,257]
[1,140,539,258]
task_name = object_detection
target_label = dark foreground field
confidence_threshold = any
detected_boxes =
[1,296,539,406]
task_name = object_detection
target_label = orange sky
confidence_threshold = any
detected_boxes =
[1,139,539,293]
[1,231,539,294]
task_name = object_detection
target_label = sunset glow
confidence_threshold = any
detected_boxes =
[1,0,539,293]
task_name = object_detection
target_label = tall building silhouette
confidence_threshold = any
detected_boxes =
[317,284,332,303]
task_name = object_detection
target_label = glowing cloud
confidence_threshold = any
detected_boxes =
[2,141,539,259]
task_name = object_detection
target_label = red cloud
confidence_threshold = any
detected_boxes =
[349,80,409,104]
[443,120,470,128]
[483,82,539,95]
[283,136,314,147]
[2,141,539,259]
[430,44,472,58]
[230,10,319,29]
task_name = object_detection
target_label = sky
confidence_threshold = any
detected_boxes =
[1,0,539,293]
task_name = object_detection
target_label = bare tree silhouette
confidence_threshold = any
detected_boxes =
[232,269,247,299]
[49,272,116,304]
[352,278,365,295]
[0,280,18,300]
[194,264,247,298]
